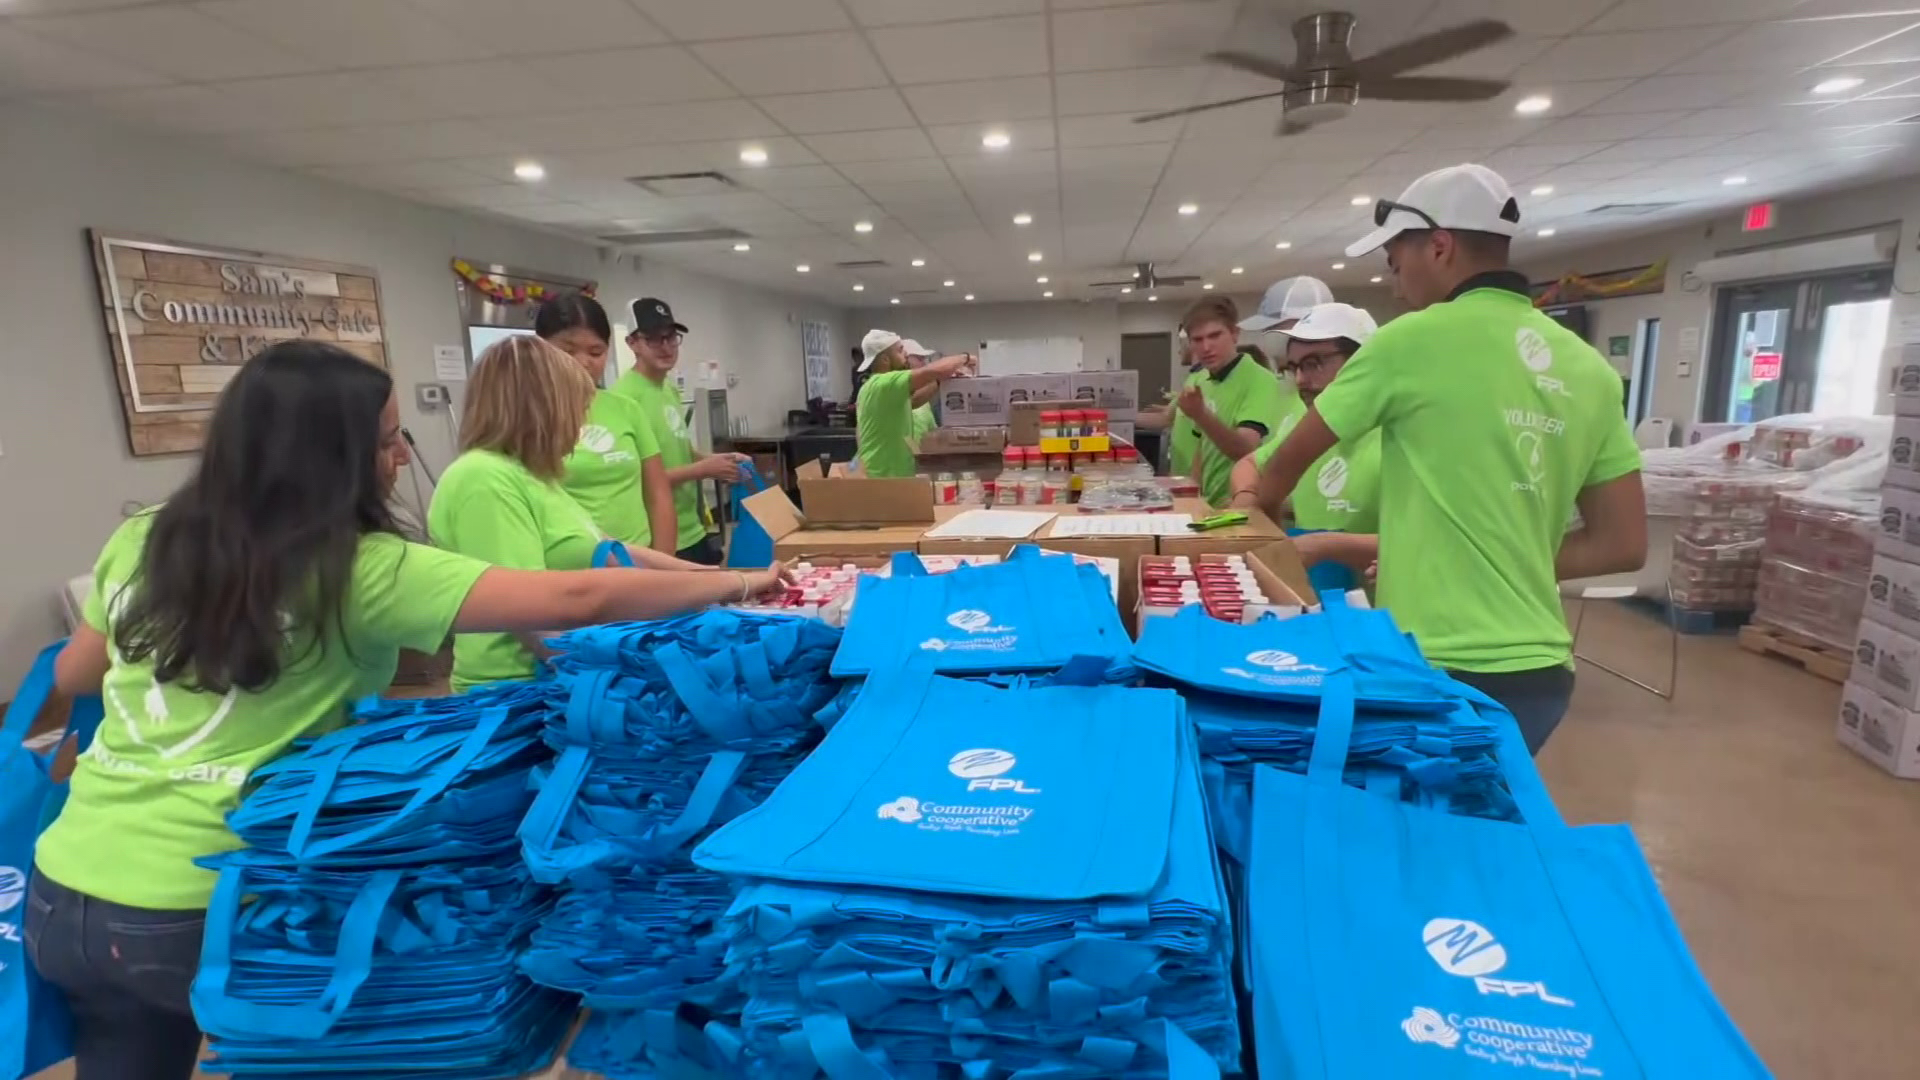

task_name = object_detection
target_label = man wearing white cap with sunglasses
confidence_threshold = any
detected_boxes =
[855,330,974,477]
[1253,164,1646,755]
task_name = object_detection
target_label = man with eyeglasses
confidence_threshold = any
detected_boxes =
[611,297,751,565]
[1252,164,1646,755]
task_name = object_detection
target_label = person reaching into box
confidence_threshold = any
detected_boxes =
[1253,163,1646,754]
[1178,296,1286,507]
[855,329,975,477]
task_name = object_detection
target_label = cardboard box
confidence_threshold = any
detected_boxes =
[1008,402,1046,446]
[1001,374,1073,406]
[1887,417,1920,491]
[741,477,931,564]
[1852,615,1920,710]
[916,426,1007,456]
[1109,420,1136,445]
[1157,499,1286,558]
[1888,343,1920,418]
[1836,678,1920,779]
[1866,552,1920,638]
[1876,484,1920,563]
[1068,370,1140,419]
[794,458,932,526]
[938,377,1011,427]
[1132,541,1319,631]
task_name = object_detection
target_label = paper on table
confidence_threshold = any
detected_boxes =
[922,509,1058,539]
[1047,513,1194,537]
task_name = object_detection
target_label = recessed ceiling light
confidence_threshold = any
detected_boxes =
[1349,195,1370,206]
[1230,266,1244,275]
[1514,94,1552,115]
[1370,275,1383,284]
[1120,286,1132,294]
[795,264,810,273]
[1147,294,1159,302]
[1331,262,1346,270]
[738,145,768,166]
[852,283,865,292]
[731,242,750,252]
[911,258,925,267]
[854,220,874,233]
[1537,228,1557,237]
[1813,76,1864,95]
[513,160,545,182]
[1013,212,1033,225]
[1531,184,1555,196]
[1036,275,1049,283]
[982,130,1011,150]
[1275,241,1292,250]
[1203,283,1215,290]
[1028,251,1043,262]
[1043,290,1054,298]
[964,294,975,301]
[1177,202,1199,215]
[890,297,900,305]
[1723,174,1748,186]
[942,279,955,287]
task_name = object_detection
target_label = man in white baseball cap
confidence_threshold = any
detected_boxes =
[854,329,973,477]
[1253,163,1647,755]
[1239,275,1334,334]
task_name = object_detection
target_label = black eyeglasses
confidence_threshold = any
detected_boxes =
[638,331,684,347]
[1374,199,1443,231]
[1278,348,1348,377]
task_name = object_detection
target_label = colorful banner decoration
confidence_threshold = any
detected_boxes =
[452,259,596,305]
[1532,259,1668,308]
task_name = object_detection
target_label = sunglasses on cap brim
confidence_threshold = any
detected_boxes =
[1373,199,1443,231]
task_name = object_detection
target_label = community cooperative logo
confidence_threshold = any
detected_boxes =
[1403,918,1600,1074]
[876,747,1038,835]
[919,609,1018,654]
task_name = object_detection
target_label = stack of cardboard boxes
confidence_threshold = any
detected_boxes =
[930,371,1139,441]
[1841,346,1920,779]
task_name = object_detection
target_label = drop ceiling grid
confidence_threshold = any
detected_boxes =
[0,0,1914,303]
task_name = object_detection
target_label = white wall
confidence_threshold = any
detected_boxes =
[0,101,850,688]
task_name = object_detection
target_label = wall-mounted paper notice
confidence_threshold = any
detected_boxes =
[434,345,468,381]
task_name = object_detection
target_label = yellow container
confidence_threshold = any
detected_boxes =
[1037,434,1110,455]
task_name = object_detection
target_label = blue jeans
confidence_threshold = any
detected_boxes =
[24,869,204,1080]
[1446,666,1577,756]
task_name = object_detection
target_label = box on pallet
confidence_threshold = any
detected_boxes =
[1067,371,1140,419]
[1851,616,1920,711]
[1836,679,1920,779]
[1866,553,1920,639]
[1875,484,1920,563]
[1886,416,1920,491]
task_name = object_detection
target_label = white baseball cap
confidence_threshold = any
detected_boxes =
[899,338,933,359]
[1241,276,1334,332]
[1345,163,1522,257]
[859,329,902,372]
[1274,302,1378,347]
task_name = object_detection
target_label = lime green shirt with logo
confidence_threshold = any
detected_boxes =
[1254,427,1381,533]
[430,449,603,691]
[1312,283,1642,673]
[856,370,916,477]
[1195,355,1287,508]
[562,390,663,549]
[610,371,708,551]
[36,511,489,909]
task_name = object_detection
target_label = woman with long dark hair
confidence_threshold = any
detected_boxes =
[32,341,785,1080]
[535,293,678,553]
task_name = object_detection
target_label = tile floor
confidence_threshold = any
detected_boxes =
[31,602,1920,1079]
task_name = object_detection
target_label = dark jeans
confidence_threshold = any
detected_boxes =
[677,533,724,566]
[1446,666,1577,756]
[24,869,205,1080]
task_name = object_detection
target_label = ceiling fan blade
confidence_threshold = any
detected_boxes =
[1368,76,1511,102]
[1278,115,1321,136]
[1351,19,1513,80]
[1204,49,1305,83]
[1134,90,1291,124]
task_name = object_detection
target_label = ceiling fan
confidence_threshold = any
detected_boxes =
[1090,263,1203,290]
[1136,11,1514,135]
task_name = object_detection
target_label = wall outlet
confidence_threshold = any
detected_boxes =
[416,383,450,410]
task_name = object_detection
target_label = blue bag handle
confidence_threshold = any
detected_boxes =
[193,866,401,1041]
[887,551,929,578]
[594,540,634,568]
[285,706,514,860]
[2,641,65,749]
[733,462,773,497]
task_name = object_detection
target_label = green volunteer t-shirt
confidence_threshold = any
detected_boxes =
[1196,354,1286,508]
[911,402,937,440]
[36,511,488,909]
[1312,283,1642,673]
[856,370,916,477]
[429,449,603,691]
[1254,427,1382,533]
[611,371,708,551]
[562,390,663,549]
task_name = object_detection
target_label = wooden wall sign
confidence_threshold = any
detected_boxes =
[89,231,390,456]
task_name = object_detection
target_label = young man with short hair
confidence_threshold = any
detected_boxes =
[1178,296,1286,508]
[1253,164,1647,754]
[854,330,973,477]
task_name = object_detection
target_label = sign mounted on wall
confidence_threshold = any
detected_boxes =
[1742,203,1777,232]
[1749,351,1783,381]
[90,231,389,456]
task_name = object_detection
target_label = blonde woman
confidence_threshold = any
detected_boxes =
[429,335,766,691]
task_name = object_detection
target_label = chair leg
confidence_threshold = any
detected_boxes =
[1570,590,1677,700]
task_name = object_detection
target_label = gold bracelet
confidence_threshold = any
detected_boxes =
[735,571,750,602]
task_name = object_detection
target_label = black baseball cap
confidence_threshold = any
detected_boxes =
[628,297,688,337]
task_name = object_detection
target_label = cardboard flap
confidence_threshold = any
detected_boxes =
[741,485,806,543]
[1247,539,1316,608]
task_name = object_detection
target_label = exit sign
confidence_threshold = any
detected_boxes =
[1743,202,1777,232]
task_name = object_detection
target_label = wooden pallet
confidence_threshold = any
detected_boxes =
[1736,621,1850,684]
[1618,595,1750,634]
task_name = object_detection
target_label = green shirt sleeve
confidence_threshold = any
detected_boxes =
[349,534,491,654]
[1312,331,1404,444]
[1585,412,1643,487]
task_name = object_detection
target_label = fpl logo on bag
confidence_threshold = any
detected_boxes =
[918,609,1018,654]
[873,747,1039,837]
[948,748,1039,794]
[0,865,24,912]
[1422,917,1574,1006]
[1220,649,1327,688]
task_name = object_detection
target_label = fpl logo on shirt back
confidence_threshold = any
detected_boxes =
[1516,327,1568,397]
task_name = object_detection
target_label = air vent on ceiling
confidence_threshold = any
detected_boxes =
[1586,202,1683,217]
[625,171,738,196]
[599,227,750,245]
[899,288,940,296]
[835,259,890,269]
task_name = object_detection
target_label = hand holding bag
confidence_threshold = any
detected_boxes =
[724,463,777,569]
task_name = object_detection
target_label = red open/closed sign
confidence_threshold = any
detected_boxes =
[1750,351,1782,381]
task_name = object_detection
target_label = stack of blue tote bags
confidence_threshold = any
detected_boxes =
[515,610,845,1080]
[690,663,1239,1079]
[1238,593,1772,1078]
[192,682,575,1079]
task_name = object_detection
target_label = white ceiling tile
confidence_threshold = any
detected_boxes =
[1648,107,1813,139]
[926,119,1055,156]
[947,149,1058,180]
[770,184,874,210]
[1512,28,1741,83]
[845,0,1041,26]
[803,127,939,163]
[0,24,171,92]
[197,0,499,67]
[628,0,849,40]
[755,88,916,134]
[0,0,164,10]
[246,119,517,167]
[837,159,954,185]
[483,99,780,152]
[860,178,967,204]
[408,0,666,54]
[1483,141,1616,169]
[1520,112,1693,145]
[200,71,472,126]
[1056,112,1174,148]
[1525,159,1649,183]
[1828,22,1920,67]
[523,46,736,104]
[869,16,1049,84]
[1587,0,1806,31]
[1056,66,1212,117]
[1414,0,1619,37]
[1395,32,1556,79]
[1817,95,1920,125]
[81,83,284,133]
[1050,1,1239,73]
[370,60,576,121]
[691,33,885,95]
[733,164,848,191]
[1667,14,1920,73]
[305,160,497,191]
[1582,73,1771,114]
[1578,135,1741,163]
[22,5,327,80]
[900,76,1053,125]
[1059,142,1173,176]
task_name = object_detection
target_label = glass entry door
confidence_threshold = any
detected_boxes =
[1704,268,1893,423]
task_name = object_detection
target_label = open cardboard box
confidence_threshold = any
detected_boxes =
[1134,539,1350,633]
[740,478,932,563]
[1157,498,1287,558]
[793,458,934,526]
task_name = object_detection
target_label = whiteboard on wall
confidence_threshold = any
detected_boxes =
[980,337,1084,376]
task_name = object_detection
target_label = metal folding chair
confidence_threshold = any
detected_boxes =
[1563,580,1679,700]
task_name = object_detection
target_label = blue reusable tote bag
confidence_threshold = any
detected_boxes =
[1245,598,1770,1079]
[1133,604,1446,712]
[2,642,103,1080]
[725,463,777,569]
